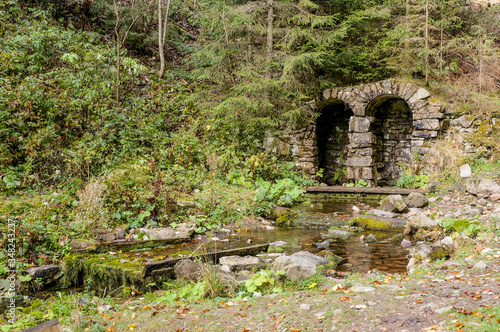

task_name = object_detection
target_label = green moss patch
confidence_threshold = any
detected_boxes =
[349,216,405,231]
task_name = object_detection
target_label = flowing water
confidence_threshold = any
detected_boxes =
[135,193,409,274]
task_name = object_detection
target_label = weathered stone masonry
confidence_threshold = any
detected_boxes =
[263,79,447,186]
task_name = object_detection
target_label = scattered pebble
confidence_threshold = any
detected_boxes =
[300,303,311,310]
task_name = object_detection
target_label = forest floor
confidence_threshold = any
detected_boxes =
[85,237,500,332]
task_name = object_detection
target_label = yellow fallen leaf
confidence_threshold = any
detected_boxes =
[131,312,137,320]
[128,324,136,331]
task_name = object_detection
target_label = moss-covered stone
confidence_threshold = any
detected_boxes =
[274,208,298,227]
[349,216,405,231]
[61,254,166,293]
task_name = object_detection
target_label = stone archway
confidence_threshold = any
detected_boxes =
[316,99,353,185]
[276,79,445,185]
[365,95,414,186]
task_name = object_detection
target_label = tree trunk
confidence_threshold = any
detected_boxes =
[265,0,274,80]
[158,0,165,78]
[116,43,121,104]
[425,0,429,86]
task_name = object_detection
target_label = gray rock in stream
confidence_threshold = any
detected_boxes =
[365,234,377,243]
[313,241,330,249]
[366,209,397,218]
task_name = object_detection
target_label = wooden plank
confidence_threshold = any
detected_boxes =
[23,319,62,332]
[71,237,191,254]
[143,244,269,277]
[306,186,425,195]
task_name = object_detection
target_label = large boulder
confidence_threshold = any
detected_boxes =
[219,256,259,272]
[272,251,328,280]
[380,195,407,213]
[404,193,429,208]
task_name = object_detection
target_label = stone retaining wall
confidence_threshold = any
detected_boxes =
[264,79,448,185]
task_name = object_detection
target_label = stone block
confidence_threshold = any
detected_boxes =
[349,116,373,133]
[361,167,374,179]
[352,105,365,116]
[426,112,444,119]
[428,105,442,113]
[412,130,438,138]
[323,88,332,100]
[359,148,373,156]
[347,156,372,167]
[350,133,375,145]
[408,88,431,103]
[413,119,440,131]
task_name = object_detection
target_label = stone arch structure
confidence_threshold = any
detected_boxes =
[265,79,445,186]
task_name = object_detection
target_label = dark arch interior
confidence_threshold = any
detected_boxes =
[316,100,353,185]
[366,95,413,186]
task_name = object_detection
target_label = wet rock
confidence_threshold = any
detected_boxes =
[328,229,351,239]
[365,234,377,243]
[26,265,60,285]
[352,206,360,214]
[359,235,365,243]
[391,234,404,243]
[269,241,287,248]
[407,208,438,228]
[272,251,328,280]
[313,241,330,249]
[460,164,472,178]
[380,195,407,213]
[404,193,429,208]
[316,250,344,265]
[366,209,397,218]
[219,256,259,272]
[401,239,411,247]
[174,259,202,281]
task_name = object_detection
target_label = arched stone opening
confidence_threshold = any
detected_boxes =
[365,95,413,186]
[316,100,353,185]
